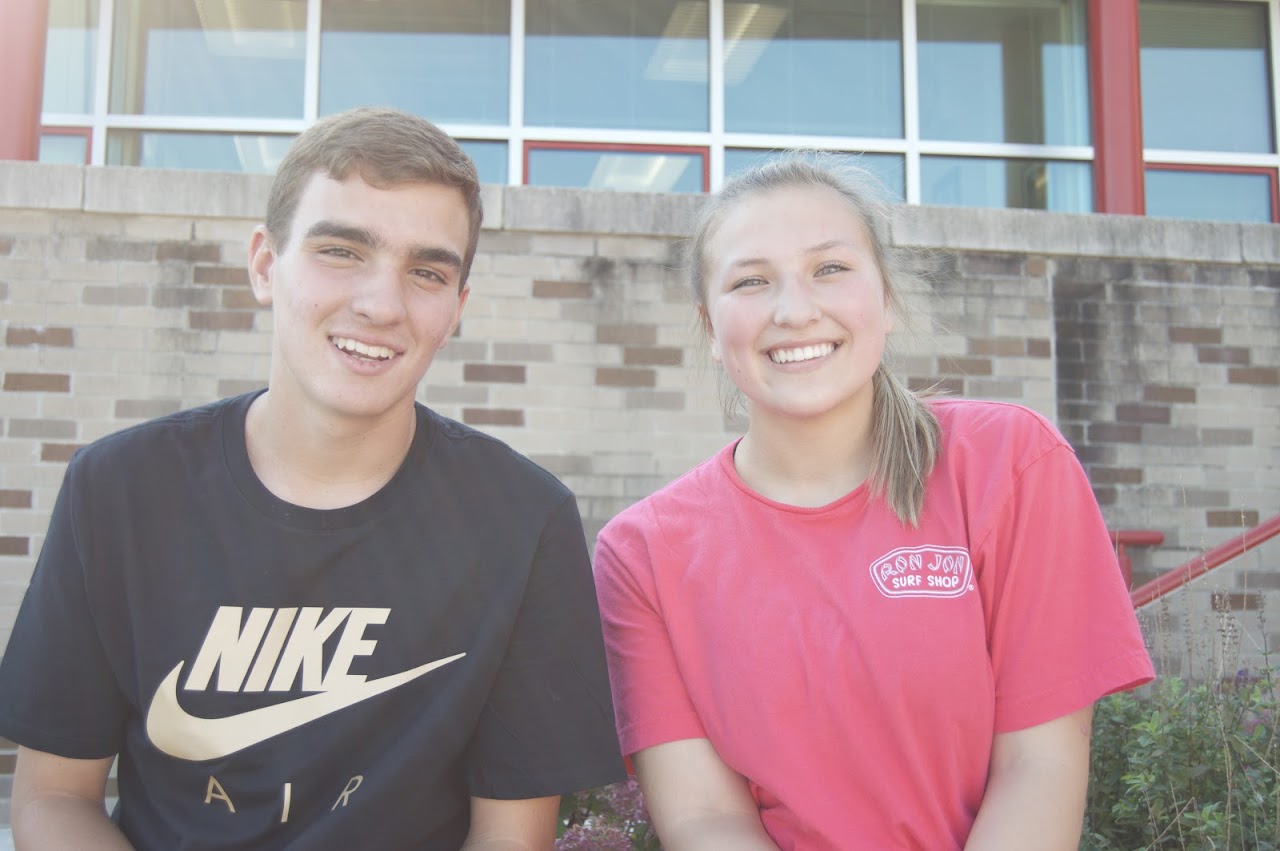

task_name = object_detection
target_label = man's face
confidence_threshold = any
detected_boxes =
[248,172,471,428]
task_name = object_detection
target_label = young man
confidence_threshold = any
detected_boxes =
[0,107,625,849]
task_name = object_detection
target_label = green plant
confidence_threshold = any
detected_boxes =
[1082,670,1279,850]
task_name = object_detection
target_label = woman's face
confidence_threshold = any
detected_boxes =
[701,184,893,428]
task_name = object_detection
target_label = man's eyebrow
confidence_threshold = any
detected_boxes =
[408,246,463,270]
[303,221,381,248]
[304,222,462,270]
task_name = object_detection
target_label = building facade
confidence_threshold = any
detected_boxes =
[2,0,1277,222]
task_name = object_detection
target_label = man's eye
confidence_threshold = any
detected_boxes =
[413,269,445,283]
[320,247,356,259]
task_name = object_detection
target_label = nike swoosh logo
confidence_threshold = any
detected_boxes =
[145,653,465,761]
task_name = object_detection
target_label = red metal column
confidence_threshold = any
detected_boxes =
[0,0,51,161]
[1088,0,1145,215]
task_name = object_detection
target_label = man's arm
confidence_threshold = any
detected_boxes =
[634,738,780,850]
[964,705,1094,851]
[11,746,131,850]
[460,795,560,851]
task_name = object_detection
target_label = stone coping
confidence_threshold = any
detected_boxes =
[1,161,1278,265]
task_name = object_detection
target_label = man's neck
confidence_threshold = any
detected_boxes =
[243,391,418,510]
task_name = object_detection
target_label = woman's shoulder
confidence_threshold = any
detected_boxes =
[597,442,735,549]
[928,397,1068,452]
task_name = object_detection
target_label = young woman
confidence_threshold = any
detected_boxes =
[593,158,1154,850]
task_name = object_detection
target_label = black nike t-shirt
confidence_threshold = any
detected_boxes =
[0,392,625,849]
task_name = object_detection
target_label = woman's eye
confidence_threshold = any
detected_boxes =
[817,262,848,275]
[731,277,765,290]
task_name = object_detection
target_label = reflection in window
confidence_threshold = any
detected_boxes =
[40,133,89,165]
[320,0,509,124]
[724,0,901,138]
[921,157,1091,212]
[527,147,705,193]
[43,0,97,114]
[525,0,708,131]
[917,0,1088,145]
[106,130,295,173]
[724,148,904,201]
[1146,169,1273,223]
[1140,1,1273,154]
[459,141,508,185]
[109,0,304,118]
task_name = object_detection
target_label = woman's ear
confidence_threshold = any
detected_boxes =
[698,305,722,363]
[247,226,278,306]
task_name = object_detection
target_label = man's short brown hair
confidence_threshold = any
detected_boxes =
[266,107,483,285]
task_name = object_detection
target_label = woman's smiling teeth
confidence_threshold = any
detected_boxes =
[769,342,837,364]
[332,336,394,361]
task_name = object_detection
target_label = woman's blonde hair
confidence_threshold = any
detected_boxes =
[688,155,941,526]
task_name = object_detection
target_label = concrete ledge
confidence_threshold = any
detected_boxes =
[0,161,83,210]
[84,167,271,219]
[0,163,1278,264]
[501,185,702,236]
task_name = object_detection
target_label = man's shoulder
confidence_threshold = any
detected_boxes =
[71,394,247,473]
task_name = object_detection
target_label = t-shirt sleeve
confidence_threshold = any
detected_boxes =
[0,458,130,758]
[465,493,626,799]
[975,435,1155,733]
[593,512,707,758]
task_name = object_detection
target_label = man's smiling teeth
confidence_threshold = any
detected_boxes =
[332,336,394,360]
[769,342,836,364]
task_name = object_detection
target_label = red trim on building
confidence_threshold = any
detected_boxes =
[39,126,92,164]
[523,141,710,192]
[1146,163,1279,223]
[0,0,50,161]
[1088,0,1144,215]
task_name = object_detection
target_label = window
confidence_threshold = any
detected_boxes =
[525,0,708,131]
[917,0,1089,146]
[1145,167,1275,223]
[320,0,509,124]
[43,0,97,115]
[921,157,1092,212]
[1141,0,1273,154]
[109,0,305,118]
[460,141,510,184]
[106,131,295,173]
[724,0,902,138]
[40,130,91,165]
[724,149,905,201]
[526,143,707,192]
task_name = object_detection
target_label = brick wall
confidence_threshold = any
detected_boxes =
[1,162,1278,676]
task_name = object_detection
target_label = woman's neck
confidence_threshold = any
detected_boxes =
[734,401,876,508]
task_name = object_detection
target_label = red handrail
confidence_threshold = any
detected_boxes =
[1109,529,1166,588]
[1130,513,1280,608]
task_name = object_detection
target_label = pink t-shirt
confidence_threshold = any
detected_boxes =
[594,399,1154,850]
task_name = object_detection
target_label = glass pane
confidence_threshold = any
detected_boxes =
[724,0,902,138]
[460,141,508,184]
[918,0,1089,145]
[525,0,708,131]
[40,133,88,164]
[724,148,904,201]
[527,148,704,193]
[106,130,295,173]
[1140,0,1273,153]
[1146,169,1273,223]
[43,0,97,113]
[921,157,1092,212]
[320,0,509,124]
[109,0,305,117]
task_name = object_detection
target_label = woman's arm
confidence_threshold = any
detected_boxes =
[964,705,1094,851]
[634,738,780,851]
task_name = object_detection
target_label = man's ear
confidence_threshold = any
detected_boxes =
[247,226,278,306]
[439,284,471,350]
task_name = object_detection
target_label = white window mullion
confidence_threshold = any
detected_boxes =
[1270,0,1280,169]
[303,0,322,123]
[709,0,725,190]
[902,0,921,204]
[90,0,114,165]
[507,0,526,185]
